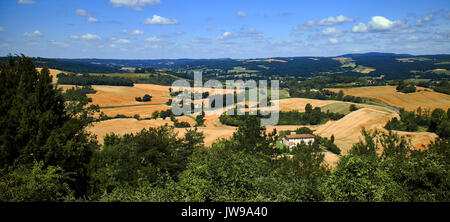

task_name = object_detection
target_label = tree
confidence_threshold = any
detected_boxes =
[350,104,358,112]
[429,108,446,132]
[0,55,99,198]
[195,111,205,127]
[0,161,73,201]
[305,103,313,114]
[295,127,314,134]
[142,94,152,102]
[436,120,450,139]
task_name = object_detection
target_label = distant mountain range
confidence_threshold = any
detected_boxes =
[338,52,413,57]
[1,53,449,81]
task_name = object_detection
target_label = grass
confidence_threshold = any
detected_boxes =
[321,103,352,115]
[227,66,259,74]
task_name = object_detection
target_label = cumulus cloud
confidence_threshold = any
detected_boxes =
[81,33,101,40]
[215,32,237,40]
[122,29,144,35]
[75,9,99,23]
[237,11,247,17]
[24,30,42,37]
[298,15,354,30]
[87,17,99,23]
[145,37,162,42]
[352,23,369,33]
[415,12,437,26]
[328,38,338,44]
[110,0,160,11]
[0,27,5,32]
[18,0,36,4]
[352,16,411,33]
[113,38,130,44]
[322,27,345,37]
[76,9,89,16]
[143,15,178,25]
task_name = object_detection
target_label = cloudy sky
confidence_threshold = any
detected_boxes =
[0,0,449,59]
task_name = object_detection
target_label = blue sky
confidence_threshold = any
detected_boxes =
[0,0,449,59]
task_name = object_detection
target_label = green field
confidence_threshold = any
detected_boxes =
[321,103,353,115]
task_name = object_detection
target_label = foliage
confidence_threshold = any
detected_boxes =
[0,161,74,201]
[57,73,134,86]
[0,56,99,199]
[136,94,152,102]
[396,80,416,93]
[385,107,449,137]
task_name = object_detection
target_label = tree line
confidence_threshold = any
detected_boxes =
[57,73,134,86]
[385,107,450,138]
[219,104,345,126]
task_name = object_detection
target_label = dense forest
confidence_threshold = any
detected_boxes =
[0,56,449,202]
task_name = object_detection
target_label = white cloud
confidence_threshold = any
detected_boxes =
[70,35,80,39]
[143,15,178,25]
[322,27,345,37]
[18,0,36,4]
[76,9,89,16]
[299,15,354,29]
[81,33,101,40]
[215,32,237,40]
[76,9,99,23]
[145,36,162,42]
[87,17,99,23]
[352,16,410,33]
[122,29,144,35]
[352,23,369,33]
[0,27,5,32]
[415,12,436,26]
[24,30,42,37]
[237,11,247,17]
[114,38,130,44]
[110,0,160,11]
[317,15,354,26]
[328,38,339,44]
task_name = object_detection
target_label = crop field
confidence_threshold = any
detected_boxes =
[329,86,450,111]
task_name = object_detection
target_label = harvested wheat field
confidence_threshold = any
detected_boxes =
[329,86,450,111]
[314,107,397,153]
[98,104,171,119]
[88,95,438,162]
[87,84,172,107]
[278,98,337,112]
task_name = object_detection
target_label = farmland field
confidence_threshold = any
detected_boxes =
[329,86,450,111]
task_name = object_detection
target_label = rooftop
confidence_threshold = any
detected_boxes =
[284,134,315,139]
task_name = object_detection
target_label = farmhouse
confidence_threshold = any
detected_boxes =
[282,134,315,149]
